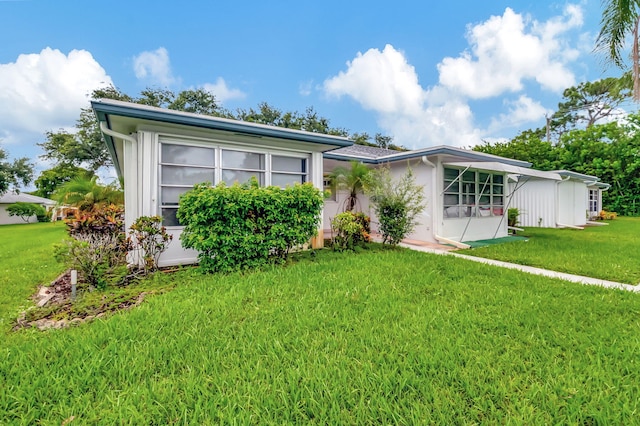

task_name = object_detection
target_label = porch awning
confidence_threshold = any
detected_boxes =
[443,162,562,181]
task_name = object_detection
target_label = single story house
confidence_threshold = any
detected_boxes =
[0,191,56,225]
[94,99,609,265]
[323,145,562,248]
[92,99,352,267]
[509,170,610,228]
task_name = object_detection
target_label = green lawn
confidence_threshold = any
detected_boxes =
[459,217,640,284]
[2,223,640,424]
[0,222,67,329]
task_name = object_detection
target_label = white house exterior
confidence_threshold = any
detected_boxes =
[0,192,56,225]
[94,100,610,265]
[323,145,559,247]
[92,99,351,267]
[509,170,609,228]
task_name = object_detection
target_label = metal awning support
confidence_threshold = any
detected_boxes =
[459,173,492,243]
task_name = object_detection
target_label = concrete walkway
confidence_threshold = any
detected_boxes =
[398,241,640,293]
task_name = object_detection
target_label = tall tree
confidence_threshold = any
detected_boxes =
[595,0,640,100]
[32,164,94,199]
[550,76,632,131]
[0,146,33,195]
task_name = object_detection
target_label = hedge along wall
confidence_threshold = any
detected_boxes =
[177,180,323,273]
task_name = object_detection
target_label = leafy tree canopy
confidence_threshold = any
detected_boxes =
[38,86,399,174]
[0,146,34,195]
[33,164,95,199]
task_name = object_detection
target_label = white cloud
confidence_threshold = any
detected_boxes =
[489,95,552,132]
[133,47,175,86]
[323,5,586,148]
[438,5,582,98]
[202,77,246,103]
[324,45,477,147]
[324,45,424,116]
[0,47,112,140]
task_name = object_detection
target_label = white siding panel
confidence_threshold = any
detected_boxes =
[509,179,556,227]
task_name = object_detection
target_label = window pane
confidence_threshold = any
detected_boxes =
[479,195,490,205]
[462,170,475,183]
[222,150,265,170]
[444,168,459,180]
[444,181,459,192]
[161,144,214,166]
[162,166,215,186]
[222,170,265,186]
[493,196,504,205]
[493,174,504,184]
[444,194,459,205]
[273,156,306,173]
[272,173,305,188]
[479,172,490,183]
[493,185,504,195]
[161,208,180,226]
[161,187,193,205]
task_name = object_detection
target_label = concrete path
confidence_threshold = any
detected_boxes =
[398,241,640,293]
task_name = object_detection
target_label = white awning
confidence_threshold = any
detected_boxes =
[443,162,562,181]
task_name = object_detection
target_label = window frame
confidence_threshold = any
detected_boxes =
[158,139,311,227]
[443,167,505,219]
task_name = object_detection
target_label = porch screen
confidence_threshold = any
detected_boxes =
[443,167,504,218]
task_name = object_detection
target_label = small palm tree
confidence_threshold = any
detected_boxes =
[328,160,371,212]
[595,0,640,100]
[54,176,124,212]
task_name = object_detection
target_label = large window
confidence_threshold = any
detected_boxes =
[159,142,309,226]
[160,144,215,226]
[443,167,504,218]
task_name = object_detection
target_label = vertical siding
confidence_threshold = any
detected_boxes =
[509,178,556,227]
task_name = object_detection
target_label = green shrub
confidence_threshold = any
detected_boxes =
[331,211,371,251]
[365,167,426,245]
[177,179,323,273]
[128,215,173,274]
[508,208,520,228]
[36,206,51,222]
[55,204,129,289]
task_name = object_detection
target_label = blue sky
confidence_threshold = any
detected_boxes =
[0,0,630,182]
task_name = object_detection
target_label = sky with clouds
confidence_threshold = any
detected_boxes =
[0,0,632,182]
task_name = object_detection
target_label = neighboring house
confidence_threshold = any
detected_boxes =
[0,192,56,225]
[509,170,610,228]
[324,145,561,248]
[92,99,352,267]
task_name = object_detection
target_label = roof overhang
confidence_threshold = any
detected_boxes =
[325,145,531,168]
[444,161,562,180]
[93,99,354,178]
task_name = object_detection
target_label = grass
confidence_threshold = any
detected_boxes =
[2,223,640,424]
[0,222,67,329]
[459,217,640,284]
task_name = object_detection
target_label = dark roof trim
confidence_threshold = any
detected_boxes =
[92,99,353,148]
[324,145,531,168]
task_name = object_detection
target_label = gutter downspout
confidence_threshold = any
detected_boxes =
[100,121,137,144]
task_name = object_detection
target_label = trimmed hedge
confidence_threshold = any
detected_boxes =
[177,180,323,273]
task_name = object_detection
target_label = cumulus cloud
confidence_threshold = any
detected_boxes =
[0,47,112,142]
[438,5,582,98]
[489,95,552,132]
[323,5,586,148]
[202,77,246,103]
[133,47,175,86]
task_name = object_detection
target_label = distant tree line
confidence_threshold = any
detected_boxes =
[475,74,640,215]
